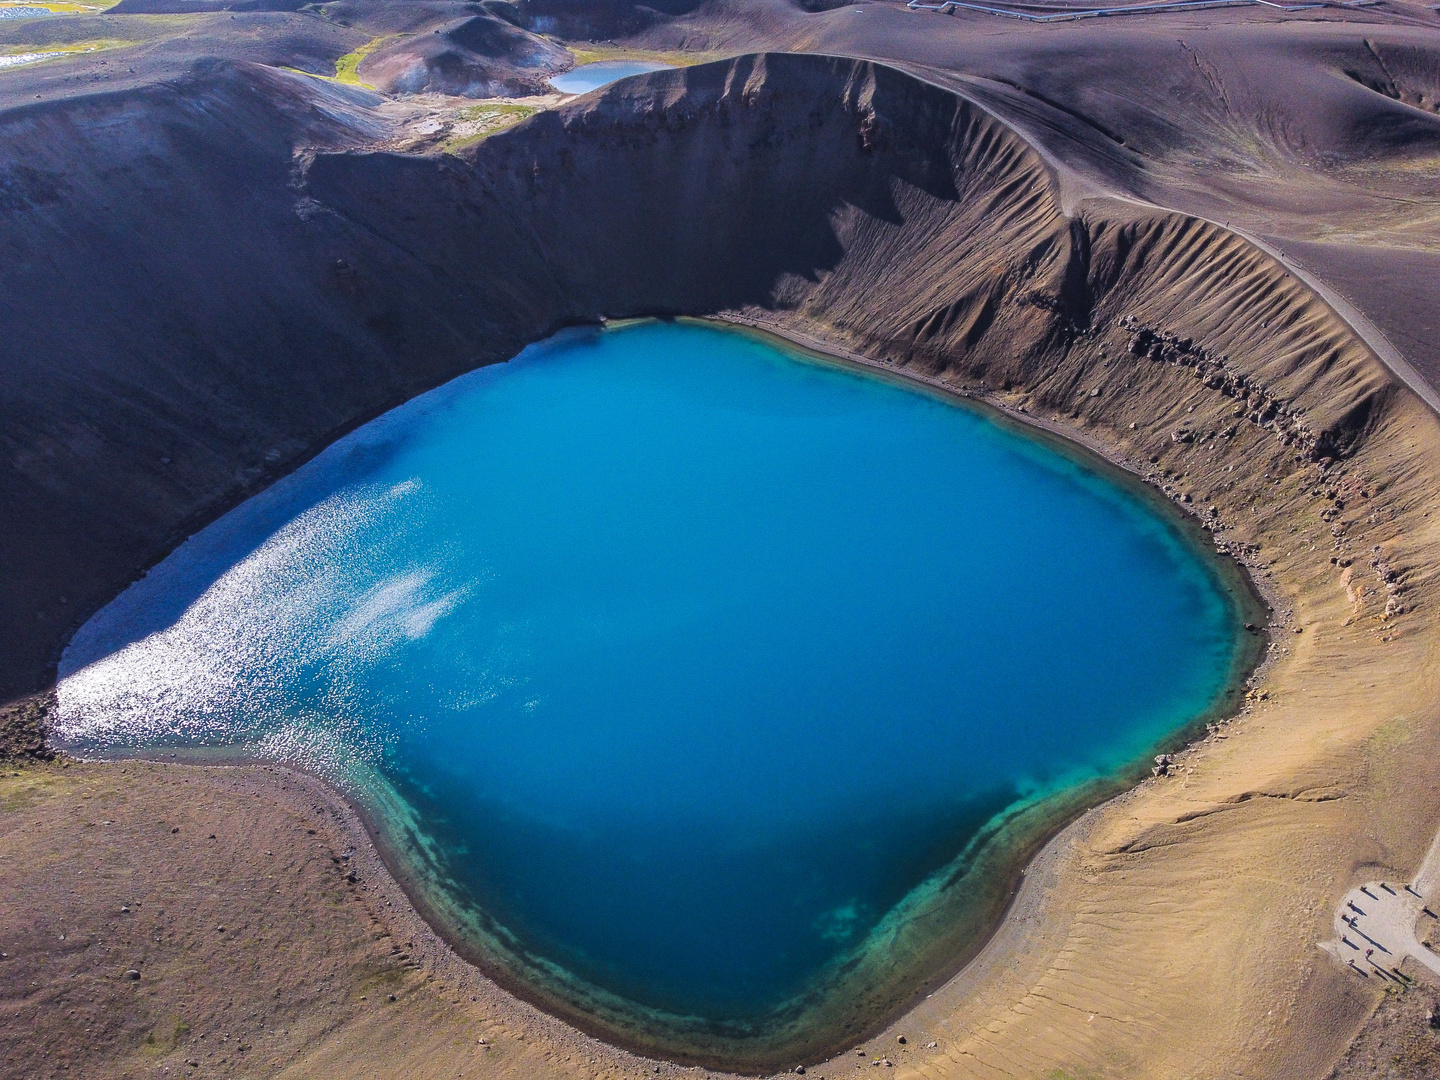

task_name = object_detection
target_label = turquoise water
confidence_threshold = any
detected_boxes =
[56,321,1242,1047]
[550,60,674,95]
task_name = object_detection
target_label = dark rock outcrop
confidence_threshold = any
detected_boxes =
[0,691,54,761]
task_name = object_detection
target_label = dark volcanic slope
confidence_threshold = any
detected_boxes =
[0,1,558,107]
[608,2,1440,387]
[0,11,370,101]
[359,12,573,96]
[0,62,414,699]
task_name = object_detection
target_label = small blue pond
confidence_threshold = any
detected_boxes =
[56,320,1244,1050]
[550,59,674,95]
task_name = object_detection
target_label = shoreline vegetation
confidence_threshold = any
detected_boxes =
[43,317,1271,1073]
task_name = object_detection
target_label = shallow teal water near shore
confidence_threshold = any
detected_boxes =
[56,320,1242,1037]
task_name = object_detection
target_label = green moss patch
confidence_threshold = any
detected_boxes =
[438,102,538,153]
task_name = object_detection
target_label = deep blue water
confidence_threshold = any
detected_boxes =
[56,320,1241,1031]
[550,60,674,95]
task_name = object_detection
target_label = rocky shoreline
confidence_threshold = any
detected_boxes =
[0,691,55,763]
